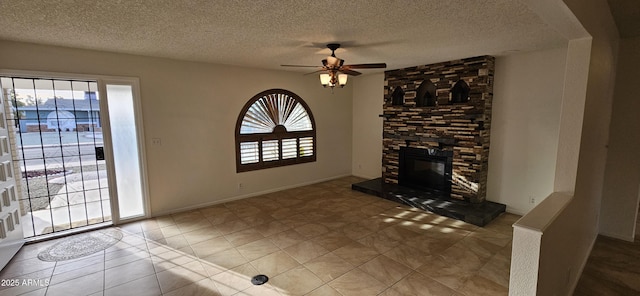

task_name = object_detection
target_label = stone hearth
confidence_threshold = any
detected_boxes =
[352,178,505,226]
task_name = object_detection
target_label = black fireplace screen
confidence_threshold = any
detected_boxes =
[399,147,452,193]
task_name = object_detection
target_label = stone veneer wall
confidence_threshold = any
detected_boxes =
[382,56,494,203]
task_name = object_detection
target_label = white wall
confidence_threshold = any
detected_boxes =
[0,40,353,216]
[488,47,567,215]
[351,73,384,179]
[599,36,640,241]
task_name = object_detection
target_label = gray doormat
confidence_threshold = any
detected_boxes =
[38,228,123,261]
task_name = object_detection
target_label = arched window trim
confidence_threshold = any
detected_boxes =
[235,89,317,172]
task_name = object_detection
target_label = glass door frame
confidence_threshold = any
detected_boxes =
[0,69,150,227]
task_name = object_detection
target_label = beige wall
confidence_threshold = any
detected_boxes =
[488,48,567,215]
[0,40,353,216]
[351,73,384,179]
[599,36,640,241]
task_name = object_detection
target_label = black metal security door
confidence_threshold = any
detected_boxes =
[0,76,111,239]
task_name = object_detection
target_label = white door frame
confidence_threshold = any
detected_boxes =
[0,69,151,228]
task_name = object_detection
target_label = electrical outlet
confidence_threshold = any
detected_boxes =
[152,138,162,146]
[238,183,244,191]
[529,196,536,204]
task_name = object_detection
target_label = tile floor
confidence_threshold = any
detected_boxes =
[0,176,518,296]
[573,207,640,295]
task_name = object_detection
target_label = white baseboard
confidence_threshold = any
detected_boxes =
[151,174,352,217]
[598,230,635,242]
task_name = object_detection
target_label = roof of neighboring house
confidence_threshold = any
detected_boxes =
[17,98,100,111]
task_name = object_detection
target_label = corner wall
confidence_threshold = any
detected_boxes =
[0,40,354,216]
[488,47,567,215]
[351,73,384,179]
[599,36,640,241]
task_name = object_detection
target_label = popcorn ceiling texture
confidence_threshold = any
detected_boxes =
[0,0,565,71]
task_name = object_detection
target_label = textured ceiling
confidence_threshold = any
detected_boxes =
[607,0,640,38]
[0,0,568,72]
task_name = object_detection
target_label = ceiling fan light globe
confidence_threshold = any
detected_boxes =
[338,74,348,86]
[320,73,331,86]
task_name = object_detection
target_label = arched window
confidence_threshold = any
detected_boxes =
[235,89,316,172]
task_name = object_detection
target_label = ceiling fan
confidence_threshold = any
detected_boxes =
[281,43,387,88]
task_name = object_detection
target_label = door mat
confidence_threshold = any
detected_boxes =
[37,228,123,261]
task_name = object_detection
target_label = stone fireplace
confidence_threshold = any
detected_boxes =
[382,55,494,203]
[352,55,505,226]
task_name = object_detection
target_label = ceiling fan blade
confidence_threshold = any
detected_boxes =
[339,69,362,76]
[304,68,329,75]
[343,63,387,69]
[281,64,321,68]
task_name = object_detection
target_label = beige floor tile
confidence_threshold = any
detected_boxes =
[216,219,250,235]
[201,248,248,269]
[162,277,221,296]
[268,229,307,249]
[155,261,208,293]
[104,258,155,289]
[191,237,233,258]
[478,253,511,288]
[0,257,56,278]
[181,225,222,244]
[458,274,509,296]
[45,271,104,296]
[164,234,191,250]
[271,266,324,295]
[241,213,275,227]
[250,250,300,277]
[390,271,457,296]
[284,240,330,264]
[253,220,290,237]
[304,253,355,283]
[236,238,280,261]
[383,244,431,270]
[310,231,356,252]
[294,223,330,239]
[0,267,54,296]
[224,228,264,247]
[332,242,379,266]
[358,255,412,286]
[305,284,342,296]
[338,223,374,240]
[104,274,161,296]
[206,211,240,226]
[176,218,213,233]
[199,205,232,217]
[357,231,401,253]
[237,283,283,296]
[211,263,258,295]
[328,268,388,296]
[415,254,477,290]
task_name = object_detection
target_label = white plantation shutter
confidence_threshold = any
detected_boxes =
[240,142,259,164]
[299,137,314,157]
[282,139,297,159]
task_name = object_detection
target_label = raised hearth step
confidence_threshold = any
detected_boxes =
[352,178,506,227]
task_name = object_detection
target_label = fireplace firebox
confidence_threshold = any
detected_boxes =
[399,147,453,194]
